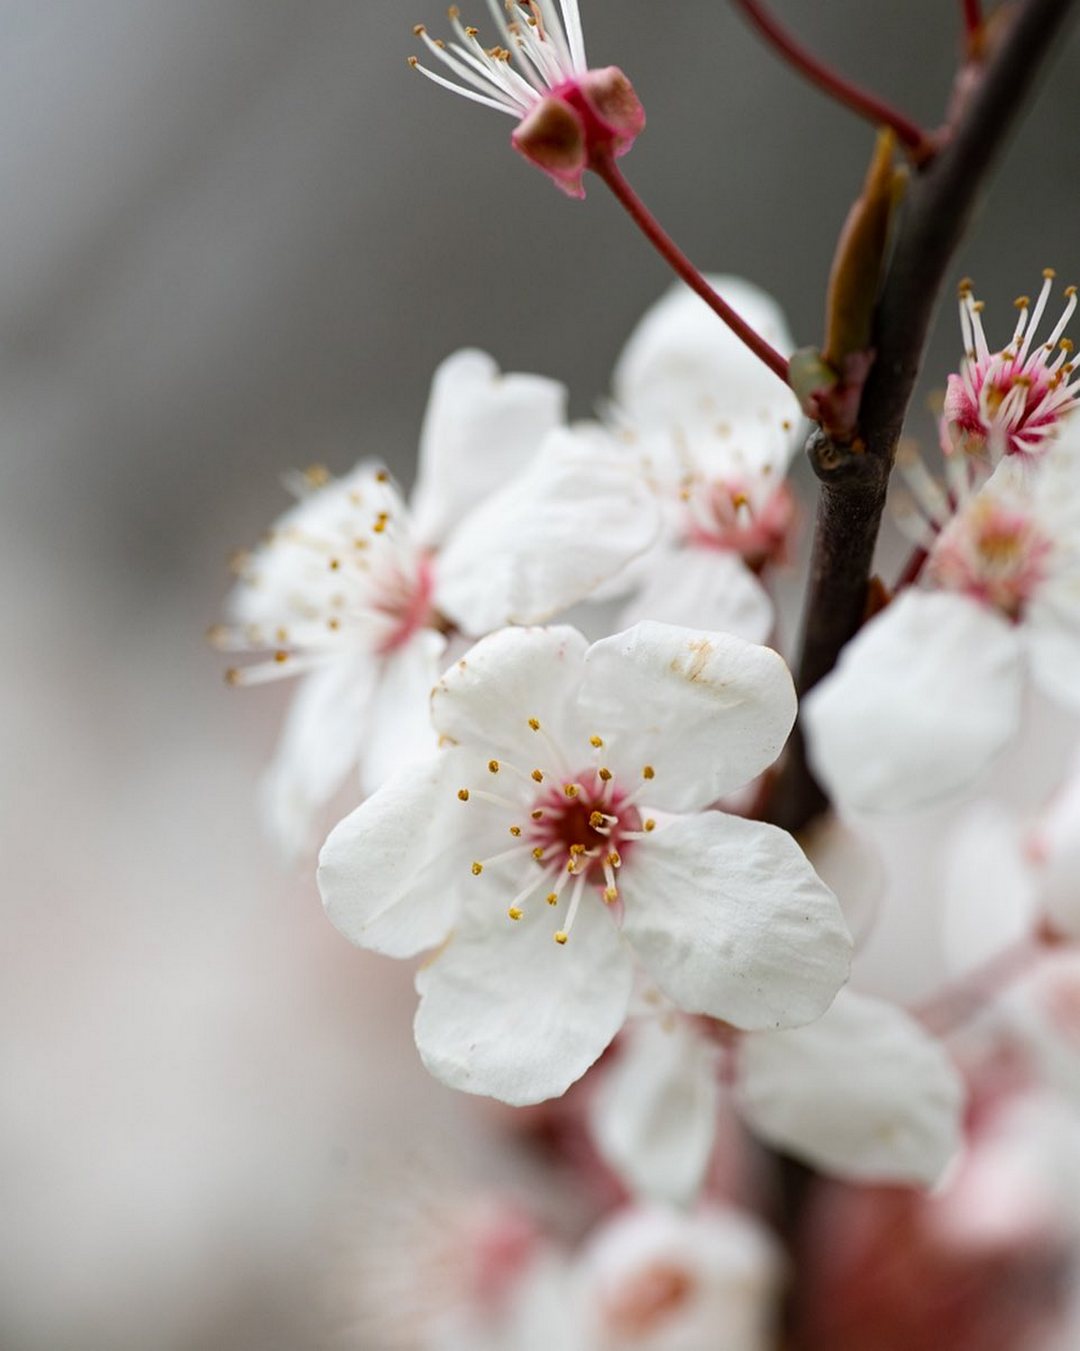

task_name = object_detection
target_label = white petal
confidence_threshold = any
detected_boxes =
[617,547,775,646]
[258,654,376,860]
[803,590,1024,815]
[1025,595,1080,714]
[414,896,634,1105]
[590,1016,720,1207]
[409,349,566,546]
[737,990,964,1186]
[434,425,660,635]
[431,625,589,761]
[942,802,1038,977]
[357,630,444,793]
[317,750,473,958]
[1038,756,1080,940]
[579,621,796,812]
[613,275,799,435]
[619,813,852,1030]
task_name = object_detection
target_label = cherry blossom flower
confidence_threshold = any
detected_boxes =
[576,1204,783,1351]
[409,1,644,198]
[804,453,1080,815]
[215,349,658,855]
[318,622,852,1104]
[942,272,1080,467]
[591,989,963,1204]
[606,278,803,644]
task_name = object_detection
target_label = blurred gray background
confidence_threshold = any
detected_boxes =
[1,3,1077,1348]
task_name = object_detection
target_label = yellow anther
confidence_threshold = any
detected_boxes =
[546,893,559,906]
[1044,267,1057,280]
[1067,286,1078,298]
[488,760,500,774]
[642,765,656,780]
[607,851,621,868]
[569,843,586,856]
[329,558,341,570]
[590,735,604,748]
[973,300,986,313]
[531,809,544,820]
[532,846,545,861]
[274,650,289,664]
[644,818,657,832]
[375,469,390,483]
[304,463,330,486]
[528,717,541,731]
[564,783,579,798]
[412,24,426,35]
[1061,338,1075,354]
[598,768,612,782]
[471,861,483,875]
[531,769,544,783]
[589,811,605,829]
[225,668,241,687]
[327,617,341,631]
[457,788,470,802]
[407,55,420,67]
[507,907,523,921]
[1014,295,1031,310]
[957,277,974,297]
[509,825,522,837]
[554,931,569,945]
[373,512,389,533]
[603,887,618,904]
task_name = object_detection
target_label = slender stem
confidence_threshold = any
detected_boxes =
[962,0,984,40]
[768,0,1079,835]
[593,156,790,387]
[730,0,935,159]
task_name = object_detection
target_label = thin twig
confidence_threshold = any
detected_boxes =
[768,0,1079,835]
[594,156,790,386]
[730,0,935,160]
[962,0,984,41]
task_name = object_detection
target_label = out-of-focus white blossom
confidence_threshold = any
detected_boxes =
[216,350,658,855]
[576,1204,783,1351]
[319,622,851,1104]
[592,989,963,1201]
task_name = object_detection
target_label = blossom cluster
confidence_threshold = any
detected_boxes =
[213,2,1080,1344]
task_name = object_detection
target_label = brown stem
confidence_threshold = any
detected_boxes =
[730,0,935,160]
[963,0,984,40]
[768,0,1079,835]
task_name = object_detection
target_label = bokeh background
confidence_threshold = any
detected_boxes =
[2,3,1078,1347]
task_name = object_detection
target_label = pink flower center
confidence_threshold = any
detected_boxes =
[685,478,797,570]
[528,772,643,889]
[929,498,1053,621]
[375,553,437,655]
[603,1261,698,1339]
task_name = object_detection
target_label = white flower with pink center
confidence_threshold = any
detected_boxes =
[606,278,803,645]
[409,1,644,198]
[318,622,852,1104]
[215,349,658,856]
[804,455,1080,815]
[942,271,1080,467]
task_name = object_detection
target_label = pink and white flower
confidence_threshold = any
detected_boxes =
[576,1204,783,1351]
[804,453,1080,815]
[942,272,1080,467]
[409,1,644,198]
[318,622,851,1104]
[591,989,963,1204]
[607,278,803,644]
[216,349,658,855]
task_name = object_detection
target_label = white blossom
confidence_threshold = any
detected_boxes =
[216,350,657,854]
[318,622,851,1104]
[607,278,803,644]
[591,990,964,1202]
[804,450,1080,814]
